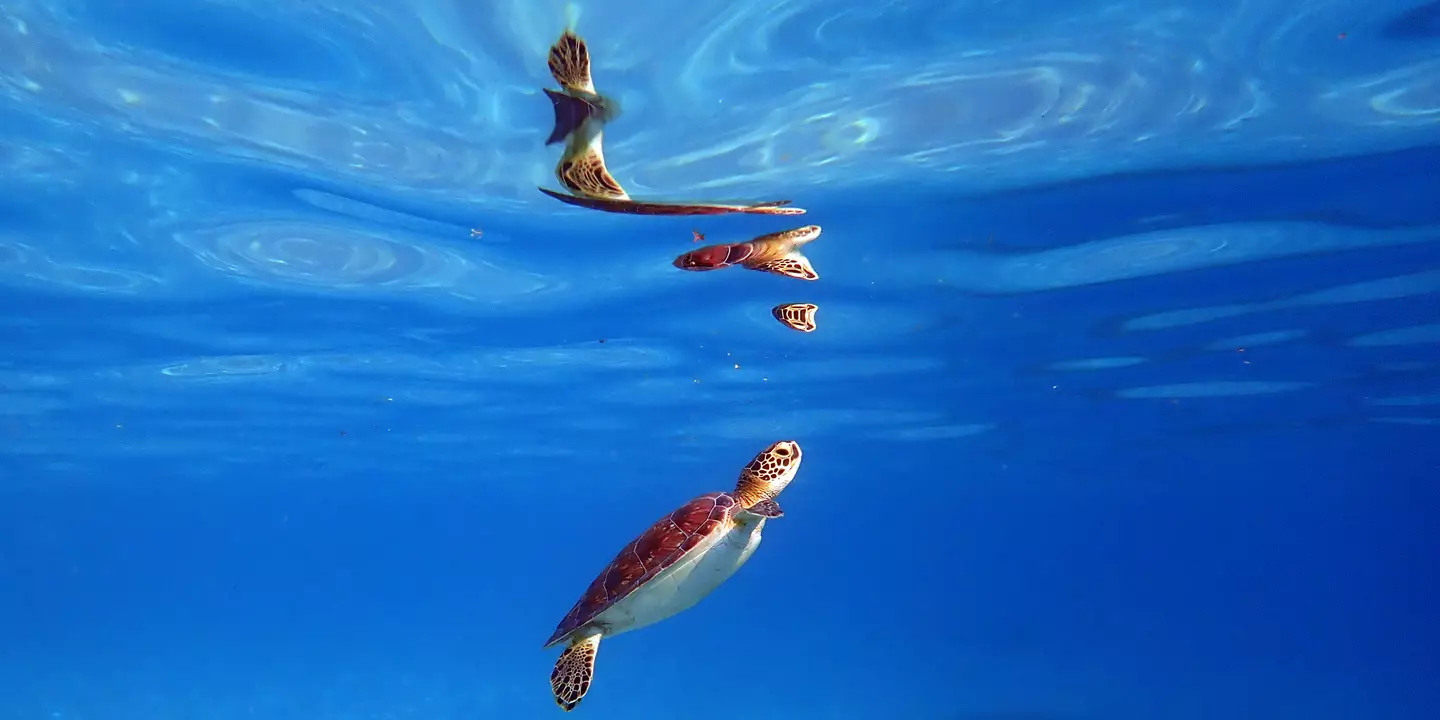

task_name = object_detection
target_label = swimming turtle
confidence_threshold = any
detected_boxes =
[539,30,806,217]
[772,303,819,332]
[544,440,804,711]
[673,225,822,281]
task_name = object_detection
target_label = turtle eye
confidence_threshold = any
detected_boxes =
[773,444,791,457]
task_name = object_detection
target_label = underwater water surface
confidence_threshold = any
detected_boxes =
[2,0,1438,718]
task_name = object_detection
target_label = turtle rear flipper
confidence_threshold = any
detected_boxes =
[551,631,600,712]
[556,130,630,200]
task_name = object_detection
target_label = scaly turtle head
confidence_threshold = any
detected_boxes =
[672,243,739,271]
[732,440,803,511]
[772,303,818,332]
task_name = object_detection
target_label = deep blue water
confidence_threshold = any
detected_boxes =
[3,1,1439,719]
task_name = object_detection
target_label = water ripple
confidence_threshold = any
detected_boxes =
[158,354,309,381]
[1125,269,1440,331]
[923,223,1440,294]
[874,423,996,441]
[1048,357,1148,371]
[1349,323,1440,347]
[169,219,555,307]
[0,235,167,296]
[1369,416,1440,426]
[87,340,686,399]
[1117,380,1313,398]
[1202,329,1308,350]
[0,392,65,415]
[1369,393,1440,407]
[174,220,460,290]
[684,408,945,441]
[2,0,1436,207]
[0,370,66,390]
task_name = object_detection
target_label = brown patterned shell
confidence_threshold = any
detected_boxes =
[544,491,737,647]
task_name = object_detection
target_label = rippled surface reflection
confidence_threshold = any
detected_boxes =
[3,0,1439,211]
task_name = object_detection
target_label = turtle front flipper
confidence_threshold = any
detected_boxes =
[748,498,784,518]
[556,130,630,201]
[544,89,602,146]
[551,630,601,711]
[752,254,819,281]
[548,30,597,96]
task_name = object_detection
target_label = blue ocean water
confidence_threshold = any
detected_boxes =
[2,1,1439,718]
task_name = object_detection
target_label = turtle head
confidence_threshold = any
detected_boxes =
[732,440,802,511]
[673,244,733,271]
[757,224,822,249]
[590,91,622,125]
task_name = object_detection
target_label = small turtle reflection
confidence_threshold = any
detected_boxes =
[771,303,818,332]
[537,29,805,216]
[673,225,822,281]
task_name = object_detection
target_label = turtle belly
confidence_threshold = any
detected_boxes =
[596,517,766,637]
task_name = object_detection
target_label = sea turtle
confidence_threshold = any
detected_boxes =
[772,303,819,332]
[539,29,806,217]
[673,225,822,281]
[544,440,804,711]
